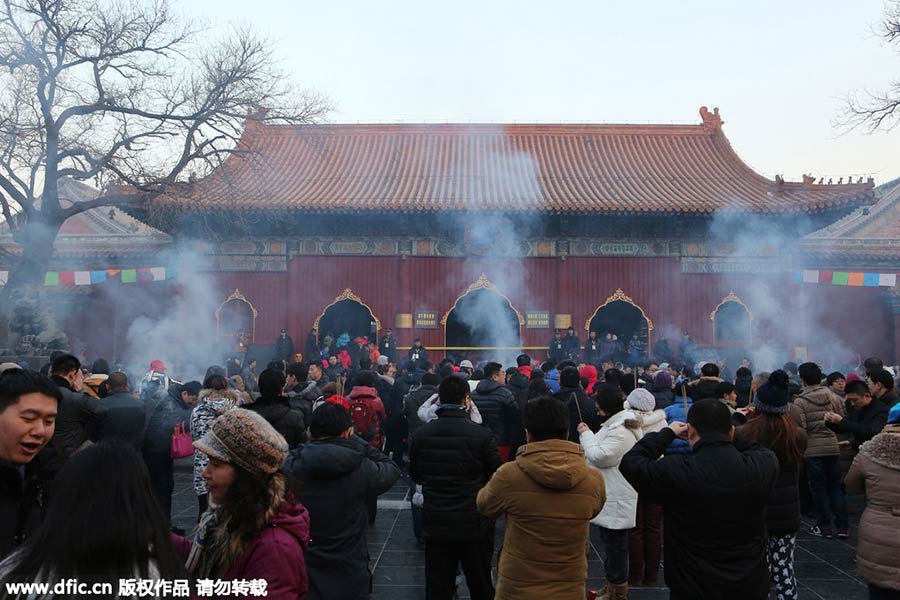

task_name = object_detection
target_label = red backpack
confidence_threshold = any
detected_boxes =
[349,397,379,441]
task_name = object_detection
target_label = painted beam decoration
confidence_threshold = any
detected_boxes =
[0,267,169,287]
[793,270,897,287]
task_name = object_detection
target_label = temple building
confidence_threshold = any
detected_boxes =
[2,107,896,367]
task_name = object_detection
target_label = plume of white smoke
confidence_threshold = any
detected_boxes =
[449,141,540,368]
[707,209,855,372]
[106,244,223,382]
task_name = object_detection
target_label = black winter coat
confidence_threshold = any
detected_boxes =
[506,372,529,408]
[94,390,146,451]
[409,408,502,542]
[0,465,43,559]
[471,379,519,447]
[744,429,808,535]
[378,336,397,363]
[652,388,675,409]
[621,429,778,600]
[826,400,889,453]
[36,377,107,476]
[553,386,600,442]
[276,334,295,361]
[686,377,722,402]
[245,395,307,448]
[735,373,753,408]
[143,383,193,455]
[286,436,400,600]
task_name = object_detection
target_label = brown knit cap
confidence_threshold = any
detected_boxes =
[194,409,288,476]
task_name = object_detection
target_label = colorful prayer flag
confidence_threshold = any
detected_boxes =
[121,269,137,283]
[58,271,75,286]
[149,267,166,281]
[105,269,121,277]
[863,273,880,287]
[90,271,107,284]
[44,272,59,286]
[879,273,897,287]
[802,270,819,283]
[0,271,7,286]
[832,272,849,285]
[848,272,865,286]
[74,271,91,286]
[136,268,153,282]
[792,271,803,283]
[819,271,833,284]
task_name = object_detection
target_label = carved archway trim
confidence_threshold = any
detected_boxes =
[710,291,753,344]
[313,288,382,341]
[440,274,525,327]
[215,289,258,341]
[584,288,654,332]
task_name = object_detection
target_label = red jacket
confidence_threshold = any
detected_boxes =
[347,386,386,448]
[173,500,310,600]
[579,365,599,394]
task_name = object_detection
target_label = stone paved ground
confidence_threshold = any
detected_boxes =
[171,461,867,600]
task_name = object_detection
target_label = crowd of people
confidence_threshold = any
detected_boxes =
[0,336,898,600]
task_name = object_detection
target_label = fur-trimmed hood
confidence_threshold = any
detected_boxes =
[626,409,668,434]
[860,427,900,471]
[199,388,243,407]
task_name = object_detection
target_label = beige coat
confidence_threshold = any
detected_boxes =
[845,425,900,591]
[794,385,845,457]
[477,438,605,600]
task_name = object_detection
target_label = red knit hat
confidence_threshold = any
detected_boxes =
[149,359,166,372]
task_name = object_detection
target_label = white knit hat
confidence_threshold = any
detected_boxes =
[624,388,656,412]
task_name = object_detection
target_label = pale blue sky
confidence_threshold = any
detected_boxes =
[183,0,900,185]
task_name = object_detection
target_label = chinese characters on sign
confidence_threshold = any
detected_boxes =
[526,311,550,329]
[414,310,438,329]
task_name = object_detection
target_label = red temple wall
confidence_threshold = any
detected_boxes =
[64,255,893,367]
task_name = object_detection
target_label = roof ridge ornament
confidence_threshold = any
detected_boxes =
[699,106,724,131]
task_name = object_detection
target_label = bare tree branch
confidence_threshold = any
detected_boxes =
[0,0,331,295]
[841,1,900,132]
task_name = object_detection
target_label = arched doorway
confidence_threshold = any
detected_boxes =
[585,289,653,364]
[441,275,523,364]
[314,289,381,348]
[711,292,752,344]
[215,289,257,345]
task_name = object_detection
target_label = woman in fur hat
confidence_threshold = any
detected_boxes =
[845,403,900,599]
[174,409,310,600]
[741,370,807,600]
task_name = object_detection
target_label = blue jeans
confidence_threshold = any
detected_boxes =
[805,456,848,530]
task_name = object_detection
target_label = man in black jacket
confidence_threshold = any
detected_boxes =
[548,330,565,363]
[562,326,581,362]
[36,354,106,483]
[142,379,200,523]
[410,376,502,600]
[286,403,400,600]
[825,379,889,453]
[94,372,145,451]
[553,366,599,442]
[867,368,899,408]
[378,328,397,364]
[471,362,520,462]
[620,399,778,600]
[0,369,61,558]
[245,368,307,448]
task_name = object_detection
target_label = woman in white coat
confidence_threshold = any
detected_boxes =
[622,388,668,587]
[578,385,643,600]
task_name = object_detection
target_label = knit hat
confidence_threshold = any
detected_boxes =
[845,372,863,384]
[625,388,656,412]
[459,360,474,369]
[755,370,791,414]
[150,359,166,372]
[194,409,288,476]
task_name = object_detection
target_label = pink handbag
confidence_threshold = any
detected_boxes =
[170,422,193,459]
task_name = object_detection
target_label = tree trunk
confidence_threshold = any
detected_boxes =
[0,213,63,349]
